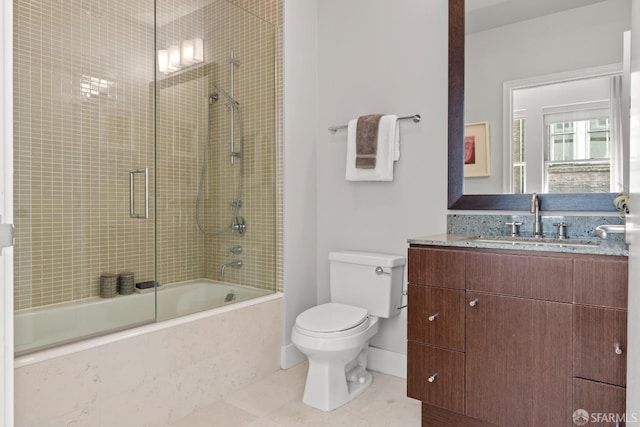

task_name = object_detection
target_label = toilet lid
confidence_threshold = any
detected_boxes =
[295,303,368,333]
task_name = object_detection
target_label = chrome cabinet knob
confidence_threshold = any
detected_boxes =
[428,373,438,383]
[469,299,478,307]
[428,313,439,322]
[615,344,623,355]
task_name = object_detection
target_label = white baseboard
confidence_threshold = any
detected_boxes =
[280,343,306,369]
[368,346,406,379]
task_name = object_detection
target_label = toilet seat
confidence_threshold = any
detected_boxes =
[295,303,370,338]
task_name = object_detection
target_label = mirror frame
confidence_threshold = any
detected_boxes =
[447,0,618,211]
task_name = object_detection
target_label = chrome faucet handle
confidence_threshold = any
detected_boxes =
[505,221,523,237]
[552,222,570,239]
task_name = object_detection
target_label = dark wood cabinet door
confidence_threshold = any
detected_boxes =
[466,252,573,302]
[408,247,465,289]
[574,305,627,386]
[573,378,626,426]
[408,284,465,351]
[465,292,573,427]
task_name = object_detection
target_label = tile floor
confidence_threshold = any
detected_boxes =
[169,361,422,427]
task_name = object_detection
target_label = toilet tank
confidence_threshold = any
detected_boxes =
[328,251,405,318]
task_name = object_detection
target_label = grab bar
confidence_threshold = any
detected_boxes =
[130,168,149,219]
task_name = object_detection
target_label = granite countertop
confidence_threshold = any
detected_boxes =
[408,233,628,257]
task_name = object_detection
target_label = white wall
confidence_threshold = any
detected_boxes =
[281,0,319,369]
[315,0,448,356]
[465,0,631,194]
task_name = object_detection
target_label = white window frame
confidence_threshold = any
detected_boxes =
[543,102,611,192]
[512,110,526,193]
[502,64,622,194]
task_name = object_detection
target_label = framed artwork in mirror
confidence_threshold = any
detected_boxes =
[464,121,490,177]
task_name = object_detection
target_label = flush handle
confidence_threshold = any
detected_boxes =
[375,266,389,275]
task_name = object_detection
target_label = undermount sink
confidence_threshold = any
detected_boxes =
[471,235,601,248]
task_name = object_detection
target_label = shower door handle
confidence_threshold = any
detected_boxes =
[130,168,149,219]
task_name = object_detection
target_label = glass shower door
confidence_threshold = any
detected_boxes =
[12,0,157,355]
[154,0,278,320]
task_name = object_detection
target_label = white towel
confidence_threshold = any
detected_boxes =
[345,114,400,181]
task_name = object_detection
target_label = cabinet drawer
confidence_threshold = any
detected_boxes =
[408,284,465,351]
[466,252,573,302]
[574,305,627,386]
[407,341,464,414]
[408,247,465,289]
[574,257,628,309]
[573,378,626,426]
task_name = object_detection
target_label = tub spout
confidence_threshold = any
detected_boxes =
[220,260,243,277]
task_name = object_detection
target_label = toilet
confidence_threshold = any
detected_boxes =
[291,251,405,411]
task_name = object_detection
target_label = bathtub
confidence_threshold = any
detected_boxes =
[14,281,282,427]
[14,279,274,356]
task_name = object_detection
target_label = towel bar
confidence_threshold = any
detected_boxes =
[328,114,421,133]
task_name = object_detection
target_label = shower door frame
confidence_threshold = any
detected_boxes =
[0,0,14,425]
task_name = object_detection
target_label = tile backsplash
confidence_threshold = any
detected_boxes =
[448,213,625,241]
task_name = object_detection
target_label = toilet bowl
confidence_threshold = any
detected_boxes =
[291,251,405,412]
[291,303,380,412]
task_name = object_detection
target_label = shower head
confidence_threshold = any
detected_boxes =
[212,83,239,108]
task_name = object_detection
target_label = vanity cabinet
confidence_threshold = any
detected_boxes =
[407,245,628,427]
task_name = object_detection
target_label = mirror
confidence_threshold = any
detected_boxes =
[448,0,632,211]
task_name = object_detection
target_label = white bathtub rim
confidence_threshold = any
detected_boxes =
[14,292,282,368]
[14,278,265,315]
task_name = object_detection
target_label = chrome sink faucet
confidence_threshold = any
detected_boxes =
[220,260,243,277]
[530,193,542,237]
